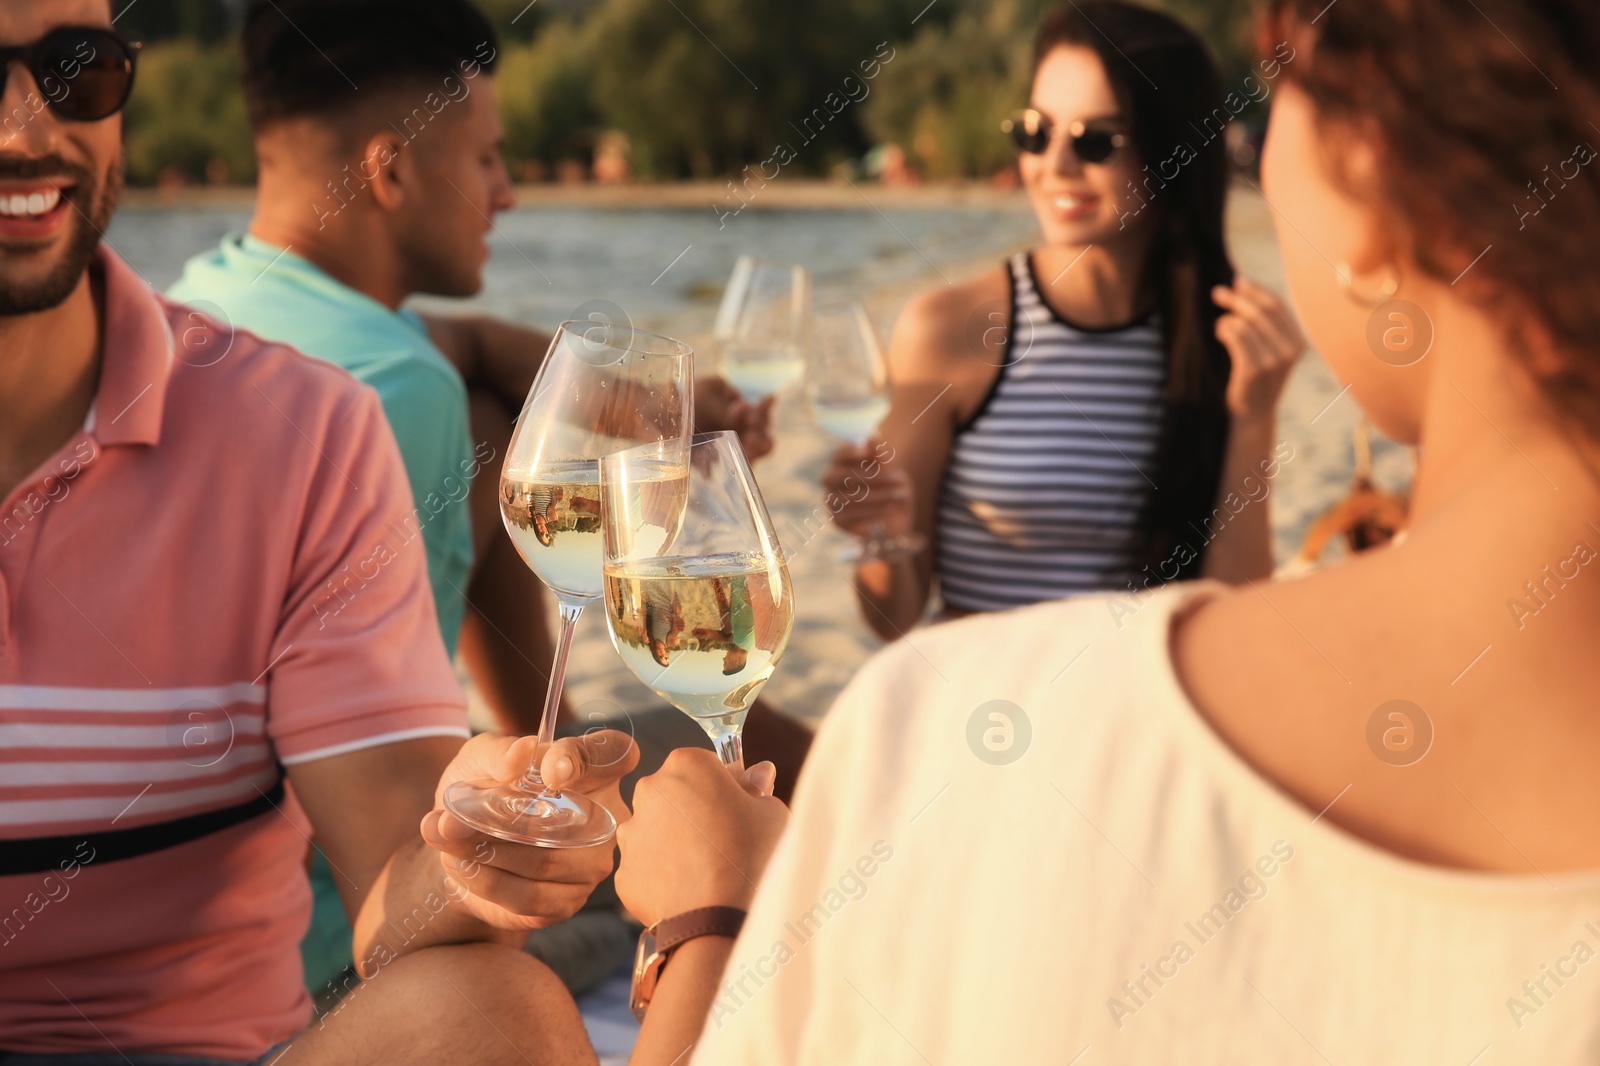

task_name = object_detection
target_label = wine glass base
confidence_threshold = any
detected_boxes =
[838,532,927,564]
[443,777,618,849]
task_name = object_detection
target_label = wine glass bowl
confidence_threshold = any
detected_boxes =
[497,322,693,604]
[719,261,812,404]
[805,302,925,563]
[444,319,693,847]
[806,301,891,447]
[600,431,795,771]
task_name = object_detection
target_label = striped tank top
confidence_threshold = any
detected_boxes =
[934,252,1167,613]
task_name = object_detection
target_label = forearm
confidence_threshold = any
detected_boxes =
[468,315,550,411]
[853,556,929,640]
[632,936,736,1064]
[351,836,519,971]
[425,312,550,413]
[1200,415,1278,584]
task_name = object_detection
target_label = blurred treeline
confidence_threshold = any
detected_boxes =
[118,0,1255,185]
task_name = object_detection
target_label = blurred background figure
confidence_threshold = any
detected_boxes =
[820,1,1304,641]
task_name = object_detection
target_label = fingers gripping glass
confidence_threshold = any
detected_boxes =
[1003,109,1126,163]
[0,27,141,123]
[443,321,694,848]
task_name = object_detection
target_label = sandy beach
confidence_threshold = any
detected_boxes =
[497,182,1415,737]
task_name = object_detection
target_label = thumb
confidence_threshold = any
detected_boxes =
[739,760,777,799]
[540,728,640,793]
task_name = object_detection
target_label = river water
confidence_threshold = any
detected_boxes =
[106,201,1041,328]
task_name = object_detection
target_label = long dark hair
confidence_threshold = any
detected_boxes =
[1032,1,1234,582]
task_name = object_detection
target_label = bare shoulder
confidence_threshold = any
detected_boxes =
[883,266,1012,436]
[887,263,1011,383]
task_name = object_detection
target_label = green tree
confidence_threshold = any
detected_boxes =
[861,0,1041,180]
[117,0,236,44]
[582,0,921,177]
[122,41,255,184]
[496,19,603,166]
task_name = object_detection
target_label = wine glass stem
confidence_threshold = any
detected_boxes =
[712,728,744,774]
[520,600,584,792]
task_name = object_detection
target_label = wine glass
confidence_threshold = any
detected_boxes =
[719,260,811,404]
[599,431,794,772]
[710,254,756,353]
[806,301,891,447]
[805,302,925,562]
[443,320,693,847]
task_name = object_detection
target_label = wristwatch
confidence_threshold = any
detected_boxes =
[629,905,747,1019]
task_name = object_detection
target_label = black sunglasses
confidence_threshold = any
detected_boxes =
[1002,109,1127,164]
[0,26,141,123]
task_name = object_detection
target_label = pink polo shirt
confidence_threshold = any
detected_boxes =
[0,249,470,1058]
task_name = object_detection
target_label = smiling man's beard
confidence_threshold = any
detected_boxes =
[0,151,124,317]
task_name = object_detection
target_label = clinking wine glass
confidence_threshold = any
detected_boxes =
[719,260,811,405]
[443,320,693,847]
[599,431,794,772]
[805,301,925,562]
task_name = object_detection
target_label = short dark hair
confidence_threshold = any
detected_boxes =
[240,0,499,130]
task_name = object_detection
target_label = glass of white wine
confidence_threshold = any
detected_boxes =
[443,320,693,847]
[805,302,924,562]
[599,431,794,772]
[806,301,891,446]
[720,260,811,405]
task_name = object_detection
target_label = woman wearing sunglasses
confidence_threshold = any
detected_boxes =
[821,0,1304,636]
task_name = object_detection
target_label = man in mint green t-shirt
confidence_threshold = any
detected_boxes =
[165,55,565,997]
[171,235,482,658]
[168,0,783,999]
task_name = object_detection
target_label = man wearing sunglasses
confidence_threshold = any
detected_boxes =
[0,2,629,1063]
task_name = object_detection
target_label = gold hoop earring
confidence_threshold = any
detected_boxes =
[1336,263,1399,308]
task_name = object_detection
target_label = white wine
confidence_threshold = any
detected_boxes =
[724,347,806,402]
[603,552,794,721]
[501,463,604,599]
[811,395,889,446]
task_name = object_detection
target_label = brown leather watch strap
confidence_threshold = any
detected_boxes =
[653,906,747,955]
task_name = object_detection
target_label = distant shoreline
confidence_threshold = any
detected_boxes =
[119,179,1034,212]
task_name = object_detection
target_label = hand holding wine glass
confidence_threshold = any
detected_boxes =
[443,320,692,848]
[600,431,794,773]
[819,440,916,537]
[694,375,776,461]
[422,729,639,929]
[807,302,926,562]
[615,747,789,928]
